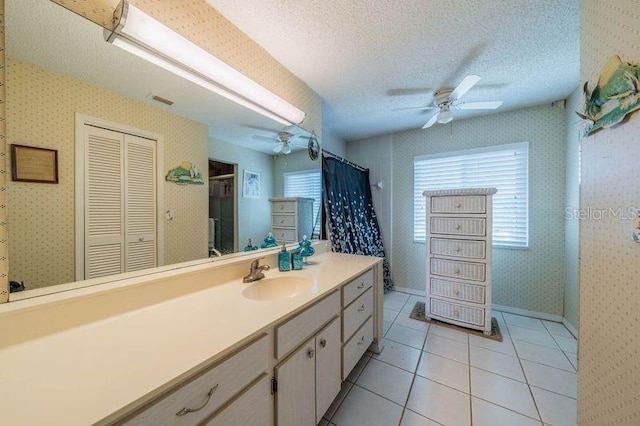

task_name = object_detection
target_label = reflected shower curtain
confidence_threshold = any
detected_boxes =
[322,156,393,292]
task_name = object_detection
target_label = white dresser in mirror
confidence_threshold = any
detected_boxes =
[269,197,314,244]
[423,188,497,335]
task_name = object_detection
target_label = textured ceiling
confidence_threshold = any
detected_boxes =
[206,0,580,141]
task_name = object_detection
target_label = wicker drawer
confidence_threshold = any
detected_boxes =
[430,238,486,259]
[272,214,296,227]
[342,316,373,380]
[275,291,340,359]
[430,298,486,327]
[429,278,486,304]
[272,227,296,242]
[431,196,486,214]
[272,201,296,213]
[343,287,373,340]
[430,258,486,282]
[342,268,374,307]
[430,217,486,236]
[122,334,269,425]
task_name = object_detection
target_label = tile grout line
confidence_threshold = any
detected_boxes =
[504,321,545,423]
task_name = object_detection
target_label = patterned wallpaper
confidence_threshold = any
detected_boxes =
[579,1,640,424]
[0,0,7,302]
[352,104,568,316]
[7,59,208,289]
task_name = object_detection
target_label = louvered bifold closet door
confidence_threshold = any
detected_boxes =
[85,126,125,279]
[124,135,157,272]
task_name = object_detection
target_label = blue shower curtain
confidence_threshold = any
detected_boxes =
[322,155,394,292]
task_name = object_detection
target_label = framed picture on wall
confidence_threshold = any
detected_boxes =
[11,144,59,183]
[242,169,261,198]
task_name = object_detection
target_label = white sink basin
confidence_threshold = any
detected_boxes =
[242,276,313,301]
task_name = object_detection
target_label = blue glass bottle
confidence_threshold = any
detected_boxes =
[278,244,291,272]
[292,252,303,270]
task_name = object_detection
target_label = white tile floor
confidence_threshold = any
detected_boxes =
[320,291,578,426]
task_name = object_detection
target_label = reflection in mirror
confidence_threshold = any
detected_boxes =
[6,0,320,299]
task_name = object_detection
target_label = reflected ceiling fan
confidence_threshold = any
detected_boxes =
[253,131,305,154]
[399,75,503,129]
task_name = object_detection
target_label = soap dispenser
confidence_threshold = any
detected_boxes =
[278,244,291,272]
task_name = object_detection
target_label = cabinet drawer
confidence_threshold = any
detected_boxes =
[430,298,486,327]
[122,334,269,426]
[430,258,486,282]
[430,217,486,236]
[272,201,296,213]
[343,269,374,307]
[272,214,296,228]
[275,291,340,359]
[272,227,296,242]
[431,196,486,214]
[430,238,485,259]
[343,287,373,340]
[430,278,486,303]
[342,316,373,380]
[203,374,271,426]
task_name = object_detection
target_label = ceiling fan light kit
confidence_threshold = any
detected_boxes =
[105,0,306,126]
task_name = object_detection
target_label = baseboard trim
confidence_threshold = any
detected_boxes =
[393,286,425,297]
[492,304,563,322]
[562,318,578,338]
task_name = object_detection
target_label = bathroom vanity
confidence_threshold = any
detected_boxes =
[0,244,383,425]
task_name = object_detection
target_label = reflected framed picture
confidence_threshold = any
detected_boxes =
[11,144,59,183]
[242,169,261,198]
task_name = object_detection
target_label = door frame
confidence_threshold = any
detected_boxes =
[74,113,165,281]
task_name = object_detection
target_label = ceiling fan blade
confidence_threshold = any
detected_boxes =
[456,101,503,110]
[450,74,481,101]
[422,112,439,129]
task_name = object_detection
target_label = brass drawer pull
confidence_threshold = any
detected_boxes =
[454,268,461,274]
[357,304,365,312]
[455,224,461,230]
[320,339,327,348]
[175,384,219,416]
[357,282,365,289]
[307,348,315,358]
[357,336,365,346]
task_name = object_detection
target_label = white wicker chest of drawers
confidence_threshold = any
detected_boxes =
[269,197,314,244]
[423,188,497,335]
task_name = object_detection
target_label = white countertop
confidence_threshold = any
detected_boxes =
[0,252,381,425]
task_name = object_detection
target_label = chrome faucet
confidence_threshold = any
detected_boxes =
[243,259,270,283]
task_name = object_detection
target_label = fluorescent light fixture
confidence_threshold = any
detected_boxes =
[105,1,306,126]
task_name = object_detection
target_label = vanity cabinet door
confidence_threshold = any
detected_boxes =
[275,337,316,426]
[315,318,341,424]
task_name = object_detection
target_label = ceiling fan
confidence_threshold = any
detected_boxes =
[400,75,503,129]
[253,131,304,154]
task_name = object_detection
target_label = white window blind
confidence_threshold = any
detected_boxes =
[414,142,529,248]
[284,170,321,238]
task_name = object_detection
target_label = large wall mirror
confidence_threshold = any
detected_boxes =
[6,0,321,300]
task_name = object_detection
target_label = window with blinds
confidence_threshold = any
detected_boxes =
[284,170,322,238]
[414,142,529,248]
